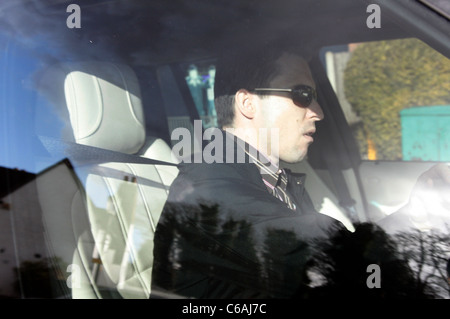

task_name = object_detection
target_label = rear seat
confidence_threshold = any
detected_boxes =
[36,61,178,298]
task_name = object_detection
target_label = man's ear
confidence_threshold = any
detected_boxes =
[234,89,257,120]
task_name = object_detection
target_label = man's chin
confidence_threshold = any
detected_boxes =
[280,152,307,164]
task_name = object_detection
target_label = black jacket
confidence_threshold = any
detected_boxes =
[150,130,343,299]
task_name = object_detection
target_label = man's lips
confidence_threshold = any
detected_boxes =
[303,129,315,142]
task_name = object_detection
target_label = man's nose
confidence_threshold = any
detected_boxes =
[308,101,324,121]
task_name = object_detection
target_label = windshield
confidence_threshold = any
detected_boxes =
[1,0,449,303]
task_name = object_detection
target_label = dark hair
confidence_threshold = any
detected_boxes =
[214,46,286,128]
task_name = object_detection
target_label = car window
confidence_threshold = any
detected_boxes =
[183,61,218,128]
[321,37,450,162]
[1,0,449,301]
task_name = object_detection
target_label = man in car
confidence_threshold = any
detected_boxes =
[150,45,450,299]
[150,46,345,299]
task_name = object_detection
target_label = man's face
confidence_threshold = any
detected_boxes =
[257,53,324,163]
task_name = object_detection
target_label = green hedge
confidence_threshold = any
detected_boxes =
[344,38,450,160]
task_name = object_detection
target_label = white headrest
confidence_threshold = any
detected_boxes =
[40,62,145,154]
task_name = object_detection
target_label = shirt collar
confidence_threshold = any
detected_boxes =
[239,136,287,192]
[223,130,286,190]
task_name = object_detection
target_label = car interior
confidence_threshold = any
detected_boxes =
[0,0,449,299]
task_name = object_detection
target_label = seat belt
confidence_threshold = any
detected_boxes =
[41,135,358,221]
[39,136,179,167]
[321,150,359,223]
[309,57,361,224]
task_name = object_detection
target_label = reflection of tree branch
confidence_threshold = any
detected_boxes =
[393,227,450,298]
[432,255,449,291]
[305,223,435,299]
[153,200,443,299]
[153,201,271,298]
[417,233,425,289]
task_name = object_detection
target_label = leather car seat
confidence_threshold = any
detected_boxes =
[36,61,178,298]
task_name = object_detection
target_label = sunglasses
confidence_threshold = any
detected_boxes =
[253,85,317,107]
